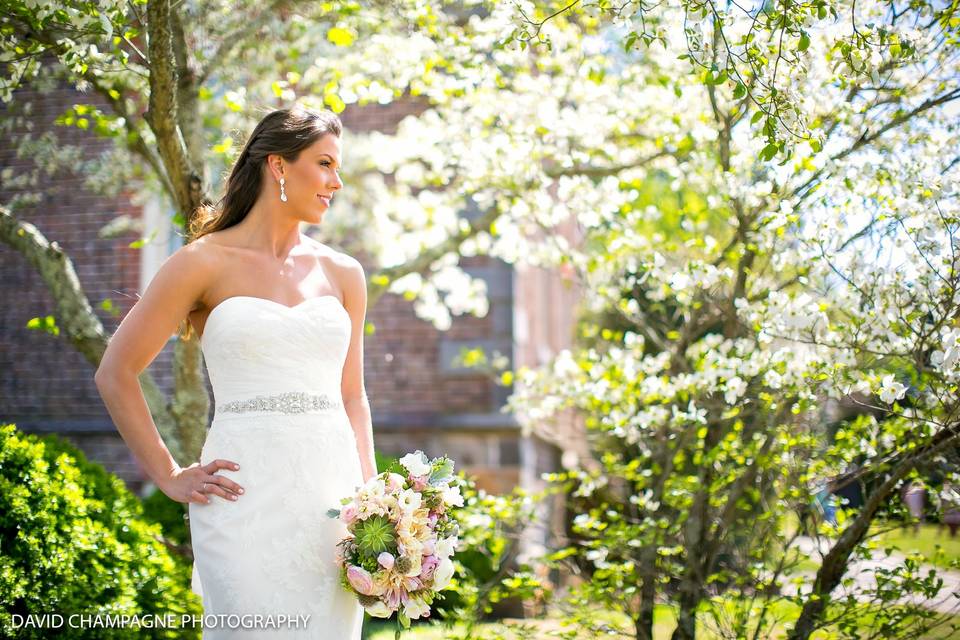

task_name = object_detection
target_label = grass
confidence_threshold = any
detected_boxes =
[361,608,673,640]
[871,524,960,570]
[360,601,960,639]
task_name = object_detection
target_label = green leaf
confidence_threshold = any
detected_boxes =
[799,31,810,52]
[327,27,355,47]
[429,459,455,486]
[760,143,779,161]
[26,315,59,336]
[324,93,346,113]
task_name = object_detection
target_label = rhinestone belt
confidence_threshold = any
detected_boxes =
[216,391,342,415]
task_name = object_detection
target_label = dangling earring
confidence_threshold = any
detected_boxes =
[279,176,287,202]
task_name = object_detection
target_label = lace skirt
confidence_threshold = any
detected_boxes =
[188,410,365,639]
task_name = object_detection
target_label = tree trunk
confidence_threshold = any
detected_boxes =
[635,545,658,640]
[670,584,699,640]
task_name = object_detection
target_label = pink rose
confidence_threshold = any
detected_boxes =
[427,513,439,528]
[377,552,395,570]
[346,565,374,595]
[341,503,359,526]
[411,474,429,491]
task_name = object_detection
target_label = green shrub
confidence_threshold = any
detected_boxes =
[433,474,550,626]
[140,488,189,550]
[375,450,401,476]
[0,423,201,639]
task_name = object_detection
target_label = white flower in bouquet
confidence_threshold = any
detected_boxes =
[365,599,392,618]
[385,472,406,492]
[397,488,422,511]
[435,535,458,559]
[399,451,432,477]
[432,557,455,591]
[403,595,431,620]
[441,484,464,507]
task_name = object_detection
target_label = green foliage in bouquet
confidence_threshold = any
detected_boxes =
[0,424,202,639]
[353,515,398,556]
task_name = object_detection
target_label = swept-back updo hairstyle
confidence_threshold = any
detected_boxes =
[188,106,342,242]
[177,106,342,341]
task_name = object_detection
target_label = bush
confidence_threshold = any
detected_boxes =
[434,474,551,627]
[0,423,202,639]
[140,487,190,551]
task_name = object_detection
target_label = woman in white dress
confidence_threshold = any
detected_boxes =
[95,107,376,638]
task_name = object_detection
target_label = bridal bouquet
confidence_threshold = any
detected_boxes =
[327,450,463,633]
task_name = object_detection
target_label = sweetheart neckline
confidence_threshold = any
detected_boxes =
[199,294,346,344]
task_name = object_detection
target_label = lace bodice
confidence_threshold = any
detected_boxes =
[199,295,351,416]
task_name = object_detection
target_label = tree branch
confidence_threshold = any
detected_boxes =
[145,0,200,217]
[0,205,183,461]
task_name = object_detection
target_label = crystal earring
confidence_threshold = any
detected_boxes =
[279,177,287,202]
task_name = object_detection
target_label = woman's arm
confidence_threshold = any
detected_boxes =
[94,242,242,503]
[339,256,377,483]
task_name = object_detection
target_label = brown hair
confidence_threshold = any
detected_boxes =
[177,106,342,341]
[189,106,342,241]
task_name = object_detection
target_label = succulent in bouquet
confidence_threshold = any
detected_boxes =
[327,450,464,636]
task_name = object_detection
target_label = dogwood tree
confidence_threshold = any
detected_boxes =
[423,3,959,639]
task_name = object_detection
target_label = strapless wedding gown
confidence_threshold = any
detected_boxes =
[188,295,365,639]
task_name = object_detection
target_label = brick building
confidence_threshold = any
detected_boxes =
[0,75,582,526]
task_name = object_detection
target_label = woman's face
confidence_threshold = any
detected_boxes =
[270,133,343,224]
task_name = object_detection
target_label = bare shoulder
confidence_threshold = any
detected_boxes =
[303,236,366,303]
[162,236,222,279]
[161,235,230,310]
[188,230,238,258]
[303,235,362,273]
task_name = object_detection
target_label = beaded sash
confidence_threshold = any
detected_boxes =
[216,391,342,415]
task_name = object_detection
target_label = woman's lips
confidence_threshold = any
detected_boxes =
[317,194,331,205]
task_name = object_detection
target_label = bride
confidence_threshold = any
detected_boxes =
[94,106,376,638]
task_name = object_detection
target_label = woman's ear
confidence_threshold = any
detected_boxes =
[266,153,284,181]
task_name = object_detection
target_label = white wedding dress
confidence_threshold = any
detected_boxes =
[188,294,365,639]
